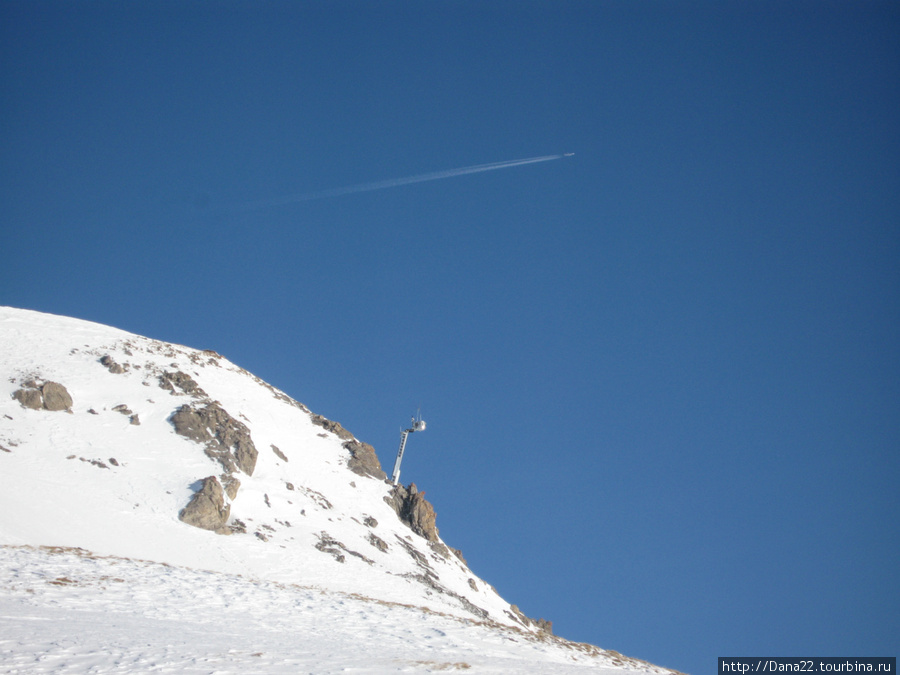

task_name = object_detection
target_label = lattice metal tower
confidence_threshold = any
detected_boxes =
[391,411,426,485]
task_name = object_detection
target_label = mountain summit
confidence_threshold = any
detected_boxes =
[0,307,679,673]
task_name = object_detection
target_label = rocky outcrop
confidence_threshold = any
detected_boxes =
[12,380,73,412]
[170,402,258,476]
[159,371,207,398]
[178,476,230,532]
[315,531,374,565]
[310,414,355,440]
[221,474,241,500]
[12,387,41,410]
[111,404,140,424]
[42,382,73,411]
[343,440,386,480]
[385,483,439,543]
[171,401,258,534]
[368,532,389,552]
[99,354,126,374]
[392,534,489,620]
[509,605,554,635]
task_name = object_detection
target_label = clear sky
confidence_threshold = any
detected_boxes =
[2,2,898,673]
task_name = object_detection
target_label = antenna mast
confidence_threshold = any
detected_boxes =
[391,410,426,485]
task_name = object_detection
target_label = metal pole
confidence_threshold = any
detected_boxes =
[391,428,411,485]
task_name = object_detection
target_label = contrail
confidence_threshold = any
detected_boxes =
[237,153,572,210]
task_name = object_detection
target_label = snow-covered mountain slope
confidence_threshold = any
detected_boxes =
[0,307,679,673]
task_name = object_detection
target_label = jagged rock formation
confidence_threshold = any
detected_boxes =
[344,440,387,480]
[178,476,230,532]
[310,414,354,440]
[386,483,439,543]
[170,402,258,476]
[509,605,554,635]
[111,403,140,425]
[11,386,42,410]
[169,398,259,533]
[99,354,126,374]
[315,531,375,565]
[154,369,258,532]
[12,380,73,412]
[158,370,207,398]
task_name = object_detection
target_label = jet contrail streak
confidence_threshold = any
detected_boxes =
[238,154,570,209]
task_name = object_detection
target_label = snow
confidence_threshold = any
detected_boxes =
[0,307,677,674]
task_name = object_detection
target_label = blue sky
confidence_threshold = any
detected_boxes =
[2,2,898,672]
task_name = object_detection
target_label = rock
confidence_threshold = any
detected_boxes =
[315,532,347,563]
[535,618,553,634]
[12,387,42,410]
[171,402,258,476]
[41,382,73,411]
[158,371,207,398]
[170,404,212,443]
[179,476,230,531]
[315,531,374,565]
[385,483,440,543]
[343,440,386,480]
[100,355,126,374]
[509,605,554,635]
[271,444,288,462]
[170,402,258,526]
[13,381,73,411]
[221,474,241,500]
[368,533,389,552]
[310,414,355,440]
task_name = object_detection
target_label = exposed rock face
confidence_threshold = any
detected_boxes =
[178,476,230,531]
[158,371,207,398]
[12,380,73,411]
[41,382,73,411]
[368,532,389,552]
[221,474,241,500]
[509,605,554,635]
[391,533,489,620]
[310,414,355,440]
[271,444,288,462]
[12,387,42,410]
[171,402,258,476]
[385,483,439,543]
[343,440,386,480]
[315,531,374,565]
[100,354,126,374]
[171,401,258,533]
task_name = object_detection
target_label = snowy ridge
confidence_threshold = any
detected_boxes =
[0,307,680,673]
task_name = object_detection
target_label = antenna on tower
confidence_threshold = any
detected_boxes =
[391,409,426,485]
